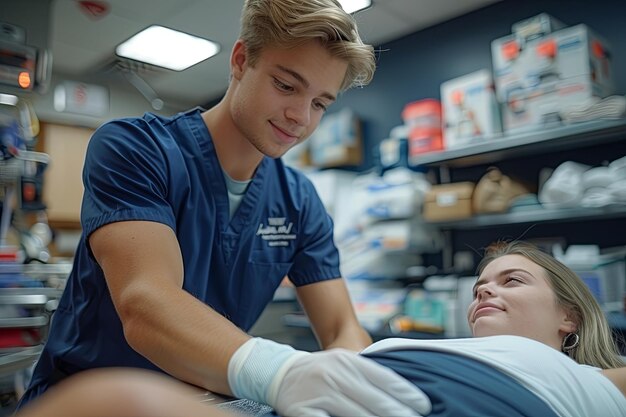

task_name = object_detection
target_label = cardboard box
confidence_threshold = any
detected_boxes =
[440,69,502,149]
[492,24,613,134]
[423,182,474,222]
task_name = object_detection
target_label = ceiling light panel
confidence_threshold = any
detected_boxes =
[339,0,372,14]
[116,25,220,71]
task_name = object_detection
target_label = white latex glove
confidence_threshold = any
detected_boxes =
[228,338,431,417]
[271,348,431,417]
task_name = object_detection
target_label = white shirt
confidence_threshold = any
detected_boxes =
[362,335,626,417]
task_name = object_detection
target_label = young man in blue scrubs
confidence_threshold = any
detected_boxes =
[17,1,431,416]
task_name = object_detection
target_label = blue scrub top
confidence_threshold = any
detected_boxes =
[21,108,341,404]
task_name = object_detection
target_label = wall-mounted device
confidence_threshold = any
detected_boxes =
[0,22,51,94]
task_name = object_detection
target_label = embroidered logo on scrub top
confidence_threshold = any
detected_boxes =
[256,217,296,247]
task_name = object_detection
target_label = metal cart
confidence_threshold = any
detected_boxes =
[0,263,71,408]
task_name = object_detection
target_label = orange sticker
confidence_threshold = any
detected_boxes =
[451,90,463,106]
[592,40,605,58]
[537,39,557,58]
[502,41,519,60]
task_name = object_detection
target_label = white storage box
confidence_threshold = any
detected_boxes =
[440,69,502,149]
[511,13,566,42]
[492,24,613,133]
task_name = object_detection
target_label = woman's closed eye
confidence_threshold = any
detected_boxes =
[504,276,523,285]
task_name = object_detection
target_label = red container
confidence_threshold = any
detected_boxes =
[401,99,442,129]
[401,99,444,155]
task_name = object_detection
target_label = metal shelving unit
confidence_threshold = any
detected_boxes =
[416,118,626,230]
[411,118,626,168]
[415,118,626,269]
[0,264,70,382]
[430,205,626,229]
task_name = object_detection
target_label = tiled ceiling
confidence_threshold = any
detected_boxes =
[4,0,502,109]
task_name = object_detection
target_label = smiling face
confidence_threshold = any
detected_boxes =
[228,39,348,159]
[467,254,576,350]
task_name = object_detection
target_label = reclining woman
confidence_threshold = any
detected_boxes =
[14,241,626,417]
[360,240,626,417]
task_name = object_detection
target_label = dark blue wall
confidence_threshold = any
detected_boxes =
[336,0,626,170]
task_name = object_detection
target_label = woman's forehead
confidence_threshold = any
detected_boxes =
[480,254,547,279]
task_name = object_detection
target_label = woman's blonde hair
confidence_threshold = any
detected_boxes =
[239,0,375,91]
[477,240,625,369]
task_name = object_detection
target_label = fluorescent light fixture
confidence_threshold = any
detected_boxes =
[116,25,220,71]
[338,0,372,14]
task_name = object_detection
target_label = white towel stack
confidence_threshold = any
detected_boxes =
[609,155,626,202]
[539,161,590,208]
[561,95,626,123]
[539,155,626,208]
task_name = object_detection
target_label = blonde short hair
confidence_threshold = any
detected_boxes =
[239,0,375,91]
[478,240,625,369]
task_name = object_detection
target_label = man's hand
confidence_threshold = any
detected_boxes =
[228,339,431,417]
[270,349,431,417]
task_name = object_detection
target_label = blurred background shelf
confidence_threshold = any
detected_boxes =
[410,118,626,168]
[429,205,626,229]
